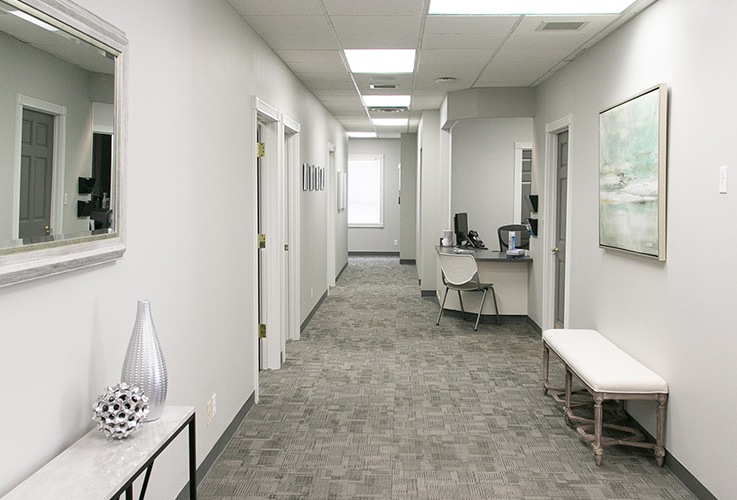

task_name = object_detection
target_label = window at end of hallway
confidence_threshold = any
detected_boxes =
[348,154,384,228]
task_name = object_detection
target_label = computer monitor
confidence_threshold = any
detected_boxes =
[454,212,468,246]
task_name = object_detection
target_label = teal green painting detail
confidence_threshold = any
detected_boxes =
[599,87,662,257]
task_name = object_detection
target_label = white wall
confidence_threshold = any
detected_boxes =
[400,133,418,261]
[0,0,347,497]
[533,0,737,497]
[450,118,533,251]
[347,138,401,253]
[416,110,441,292]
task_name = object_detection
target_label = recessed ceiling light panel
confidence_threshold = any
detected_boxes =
[362,95,411,107]
[348,132,378,139]
[345,49,416,74]
[429,0,637,15]
[372,118,409,127]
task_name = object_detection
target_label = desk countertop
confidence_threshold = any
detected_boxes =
[436,245,532,262]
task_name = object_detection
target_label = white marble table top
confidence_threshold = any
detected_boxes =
[3,406,195,500]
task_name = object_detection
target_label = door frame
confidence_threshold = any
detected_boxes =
[326,143,336,287]
[14,95,67,240]
[513,141,532,224]
[252,97,280,403]
[282,114,301,345]
[542,115,573,330]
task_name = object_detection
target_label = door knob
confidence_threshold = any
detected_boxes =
[45,225,51,235]
[551,247,559,254]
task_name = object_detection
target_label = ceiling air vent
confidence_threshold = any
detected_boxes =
[368,106,409,113]
[537,21,586,31]
[369,83,398,90]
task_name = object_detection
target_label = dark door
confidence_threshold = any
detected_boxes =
[554,131,568,328]
[19,109,54,240]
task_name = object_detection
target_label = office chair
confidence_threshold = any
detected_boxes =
[436,252,500,331]
[497,224,530,251]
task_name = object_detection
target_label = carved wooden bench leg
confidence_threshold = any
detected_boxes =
[542,344,550,395]
[655,393,668,466]
[564,367,573,427]
[593,393,604,466]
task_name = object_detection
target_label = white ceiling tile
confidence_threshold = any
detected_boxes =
[299,80,356,91]
[323,0,424,16]
[227,0,324,16]
[258,33,339,50]
[337,32,419,49]
[330,16,421,36]
[312,90,361,100]
[422,33,506,50]
[244,15,332,36]
[276,50,344,64]
[297,71,354,83]
[424,15,519,34]
[288,60,347,74]
[475,60,556,87]
[417,50,492,77]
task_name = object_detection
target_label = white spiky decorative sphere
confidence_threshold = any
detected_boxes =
[92,383,149,439]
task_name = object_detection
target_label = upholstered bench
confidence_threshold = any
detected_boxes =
[542,329,669,466]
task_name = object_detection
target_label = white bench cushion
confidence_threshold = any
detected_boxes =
[543,329,668,395]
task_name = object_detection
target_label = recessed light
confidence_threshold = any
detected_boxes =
[345,49,416,74]
[428,0,637,15]
[362,95,411,108]
[372,118,409,127]
[348,132,378,139]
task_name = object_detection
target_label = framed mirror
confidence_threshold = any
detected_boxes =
[0,0,127,286]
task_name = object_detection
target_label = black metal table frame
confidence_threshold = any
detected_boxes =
[110,413,197,500]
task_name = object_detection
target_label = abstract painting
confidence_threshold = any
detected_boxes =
[599,84,668,261]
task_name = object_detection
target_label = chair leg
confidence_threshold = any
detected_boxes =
[490,285,500,325]
[436,287,449,326]
[475,289,488,331]
[457,290,466,320]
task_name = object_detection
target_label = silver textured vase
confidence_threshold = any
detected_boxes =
[121,299,168,421]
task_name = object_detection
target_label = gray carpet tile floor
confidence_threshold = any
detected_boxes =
[198,256,695,499]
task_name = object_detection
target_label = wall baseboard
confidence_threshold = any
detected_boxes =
[176,392,255,500]
[335,261,348,283]
[301,289,328,332]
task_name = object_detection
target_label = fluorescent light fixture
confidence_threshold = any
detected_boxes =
[362,95,412,108]
[372,118,409,127]
[428,0,637,15]
[348,132,378,139]
[11,10,58,31]
[345,49,415,74]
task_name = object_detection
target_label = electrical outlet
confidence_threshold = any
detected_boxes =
[394,239,398,246]
[206,399,213,425]
[211,393,217,418]
[720,165,728,194]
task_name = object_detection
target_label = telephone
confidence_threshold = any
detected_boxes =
[466,230,486,249]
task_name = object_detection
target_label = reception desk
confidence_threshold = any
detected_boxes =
[435,246,532,316]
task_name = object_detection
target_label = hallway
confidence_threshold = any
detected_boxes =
[198,256,694,499]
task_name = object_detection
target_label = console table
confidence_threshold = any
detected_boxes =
[2,406,196,500]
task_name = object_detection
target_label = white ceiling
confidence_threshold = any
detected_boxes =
[227,0,657,136]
